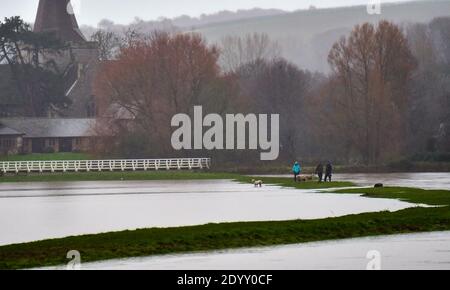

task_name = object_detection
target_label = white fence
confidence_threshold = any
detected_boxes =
[0,158,211,174]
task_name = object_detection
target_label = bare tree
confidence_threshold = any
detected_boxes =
[327,21,416,165]
[429,17,450,65]
[90,30,120,61]
[219,33,281,72]
[235,58,313,161]
[94,31,232,157]
[407,18,450,154]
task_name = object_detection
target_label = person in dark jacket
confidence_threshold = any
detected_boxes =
[315,163,324,182]
[324,162,333,182]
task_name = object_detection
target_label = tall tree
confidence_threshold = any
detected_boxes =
[236,58,314,160]
[408,18,450,153]
[0,16,72,116]
[94,31,233,157]
[219,33,281,73]
[327,21,416,164]
[429,17,450,65]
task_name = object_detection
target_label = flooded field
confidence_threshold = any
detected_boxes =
[333,172,450,189]
[262,172,450,190]
[0,179,417,245]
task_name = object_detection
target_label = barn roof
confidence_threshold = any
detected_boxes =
[0,125,23,136]
[0,118,97,138]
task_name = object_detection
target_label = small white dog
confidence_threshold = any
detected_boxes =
[252,179,263,187]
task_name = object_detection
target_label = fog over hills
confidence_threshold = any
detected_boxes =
[82,0,450,72]
[172,8,288,28]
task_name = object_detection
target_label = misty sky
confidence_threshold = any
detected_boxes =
[1,0,412,26]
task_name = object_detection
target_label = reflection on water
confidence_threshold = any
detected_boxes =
[47,231,450,270]
[0,179,416,246]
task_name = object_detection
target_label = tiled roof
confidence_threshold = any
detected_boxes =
[0,125,23,136]
[0,118,97,138]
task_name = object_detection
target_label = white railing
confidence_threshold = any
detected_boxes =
[0,158,211,174]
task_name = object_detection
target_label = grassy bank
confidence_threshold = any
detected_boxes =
[0,184,449,269]
[244,176,355,189]
[332,186,450,206]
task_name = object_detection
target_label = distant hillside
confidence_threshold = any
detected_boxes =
[193,0,450,72]
[171,8,287,28]
[81,8,287,40]
[80,0,450,72]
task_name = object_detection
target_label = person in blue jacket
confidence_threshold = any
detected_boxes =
[292,161,301,182]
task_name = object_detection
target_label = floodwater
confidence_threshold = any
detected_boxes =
[0,179,419,246]
[264,172,450,190]
[334,172,450,190]
[58,231,450,270]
